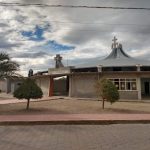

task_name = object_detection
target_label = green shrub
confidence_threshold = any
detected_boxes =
[96,78,119,109]
[13,78,43,110]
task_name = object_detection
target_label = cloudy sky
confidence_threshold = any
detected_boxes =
[0,0,150,76]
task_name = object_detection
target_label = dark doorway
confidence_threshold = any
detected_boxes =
[144,82,149,95]
[53,76,69,96]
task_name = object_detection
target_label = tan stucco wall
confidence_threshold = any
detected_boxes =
[70,73,140,99]
[119,91,138,99]
[70,74,98,98]
[0,79,23,93]
[10,81,22,93]
[35,77,50,96]
[101,73,139,99]
[33,72,150,99]
[101,73,139,79]
[0,80,7,92]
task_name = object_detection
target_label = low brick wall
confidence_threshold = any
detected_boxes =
[119,91,138,100]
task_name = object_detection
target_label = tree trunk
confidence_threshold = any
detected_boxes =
[26,99,30,110]
[102,98,105,109]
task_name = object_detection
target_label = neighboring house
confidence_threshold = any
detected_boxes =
[32,37,150,100]
[0,77,23,93]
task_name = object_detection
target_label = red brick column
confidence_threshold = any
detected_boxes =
[49,76,54,96]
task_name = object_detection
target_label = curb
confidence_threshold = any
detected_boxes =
[1,120,150,126]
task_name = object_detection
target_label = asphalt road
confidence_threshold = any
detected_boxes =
[0,124,150,150]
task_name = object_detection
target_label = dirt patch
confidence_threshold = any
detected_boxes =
[0,99,150,115]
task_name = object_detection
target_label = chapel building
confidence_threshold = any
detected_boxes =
[33,37,150,100]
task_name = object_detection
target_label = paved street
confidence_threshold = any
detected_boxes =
[0,124,149,150]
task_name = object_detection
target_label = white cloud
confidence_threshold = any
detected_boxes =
[0,0,150,76]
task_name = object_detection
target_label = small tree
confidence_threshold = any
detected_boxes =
[13,78,43,110]
[95,78,119,109]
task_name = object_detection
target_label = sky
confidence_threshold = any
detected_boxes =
[0,0,150,76]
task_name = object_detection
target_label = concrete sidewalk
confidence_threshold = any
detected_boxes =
[1,92,150,105]
[0,96,67,104]
[1,97,150,105]
[0,114,150,125]
[0,92,67,104]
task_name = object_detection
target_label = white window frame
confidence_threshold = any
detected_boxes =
[108,78,137,91]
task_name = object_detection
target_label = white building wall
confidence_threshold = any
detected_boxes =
[70,74,98,98]
[70,73,140,100]
[35,77,50,96]
[0,79,7,92]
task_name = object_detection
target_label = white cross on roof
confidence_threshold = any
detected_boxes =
[112,36,118,48]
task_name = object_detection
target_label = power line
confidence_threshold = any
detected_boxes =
[3,28,149,34]
[0,2,150,10]
[47,20,150,27]
[1,18,150,27]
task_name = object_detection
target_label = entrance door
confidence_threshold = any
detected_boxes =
[144,82,149,95]
[53,76,69,96]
